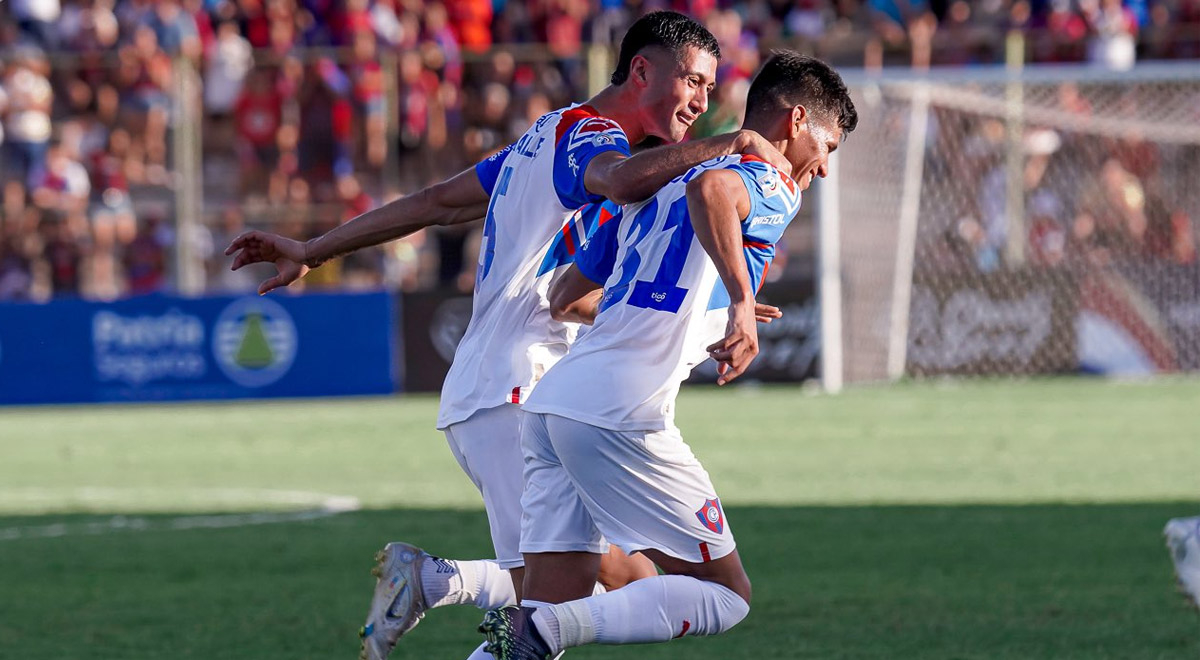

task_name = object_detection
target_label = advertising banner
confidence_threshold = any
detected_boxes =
[0,292,395,405]
[687,278,821,384]
[401,279,821,394]
[906,270,1078,376]
[1077,261,1200,374]
[400,290,473,393]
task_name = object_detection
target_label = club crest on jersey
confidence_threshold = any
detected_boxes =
[758,170,780,196]
[695,498,725,535]
[569,117,624,151]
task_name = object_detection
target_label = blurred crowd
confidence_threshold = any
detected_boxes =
[0,0,1199,301]
[916,97,1198,273]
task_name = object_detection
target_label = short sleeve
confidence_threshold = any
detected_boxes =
[576,202,622,285]
[728,159,802,245]
[552,113,631,210]
[475,143,514,196]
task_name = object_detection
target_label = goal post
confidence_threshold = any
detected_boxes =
[823,63,1200,384]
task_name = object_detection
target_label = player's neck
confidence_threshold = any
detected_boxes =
[741,119,796,178]
[586,85,648,145]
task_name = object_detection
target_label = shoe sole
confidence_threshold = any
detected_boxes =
[1163,527,1200,613]
[359,543,425,660]
[359,548,390,660]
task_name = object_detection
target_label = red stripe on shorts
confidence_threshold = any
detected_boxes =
[699,542,711,562]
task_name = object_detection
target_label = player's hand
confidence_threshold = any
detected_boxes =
[707,299,760,386]
[224,230,312,295]
[734,130,792,176]
[755,303,782,324]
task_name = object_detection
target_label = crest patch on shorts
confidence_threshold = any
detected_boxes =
[695,498,725,535]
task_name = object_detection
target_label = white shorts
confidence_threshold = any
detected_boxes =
[444,404,526,569]
[520,412,736,564]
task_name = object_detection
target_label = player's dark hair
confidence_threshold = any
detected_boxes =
[610,11,721,86]
[744,51,858,135]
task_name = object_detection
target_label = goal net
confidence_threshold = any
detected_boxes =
[827,64,1200,383]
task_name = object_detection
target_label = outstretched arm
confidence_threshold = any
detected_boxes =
[686,169,757,385]
[305,167,490,265]
[226,166,490,294]
[584,130,789,206]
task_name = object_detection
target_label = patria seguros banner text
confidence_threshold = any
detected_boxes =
[0,292,395,404]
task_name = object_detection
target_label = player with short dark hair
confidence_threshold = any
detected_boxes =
[478,52,857,659]
[609,10,721,86]
[226,12,793,660]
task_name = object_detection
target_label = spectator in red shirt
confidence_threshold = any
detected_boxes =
[446,0,493,52]
[239,0,271,48]
[350,28,386,168]
[422,2,463,86]
[40,211,85,298]
[125,215,169,295]
[234,67,282,191]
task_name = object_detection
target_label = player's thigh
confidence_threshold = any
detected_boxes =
[544,415,737,566]
[444,404,525,567]
[519,411,606,557]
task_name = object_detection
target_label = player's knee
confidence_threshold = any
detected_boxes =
[730,572,752,607]
[667,575,751,637]
[705,579,750,635]
[706,569,752,607]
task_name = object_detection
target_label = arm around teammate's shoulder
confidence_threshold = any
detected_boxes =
[583,129,789,206]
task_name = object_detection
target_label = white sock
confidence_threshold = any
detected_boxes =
[421,558,517,610]
[463,642,494,659]
[533,575,749,651]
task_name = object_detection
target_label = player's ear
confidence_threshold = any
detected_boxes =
[791,105,808,138]
[629,54,651,89]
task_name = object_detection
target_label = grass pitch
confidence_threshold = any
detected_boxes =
[1,378,1198,658]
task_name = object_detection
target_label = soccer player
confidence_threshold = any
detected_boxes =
[477,52,858,659]
[225,11,793,660]
[1165,516,1200,610]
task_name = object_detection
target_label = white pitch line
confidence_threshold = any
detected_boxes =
[0,494,361,542]
[0,487,361,507]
